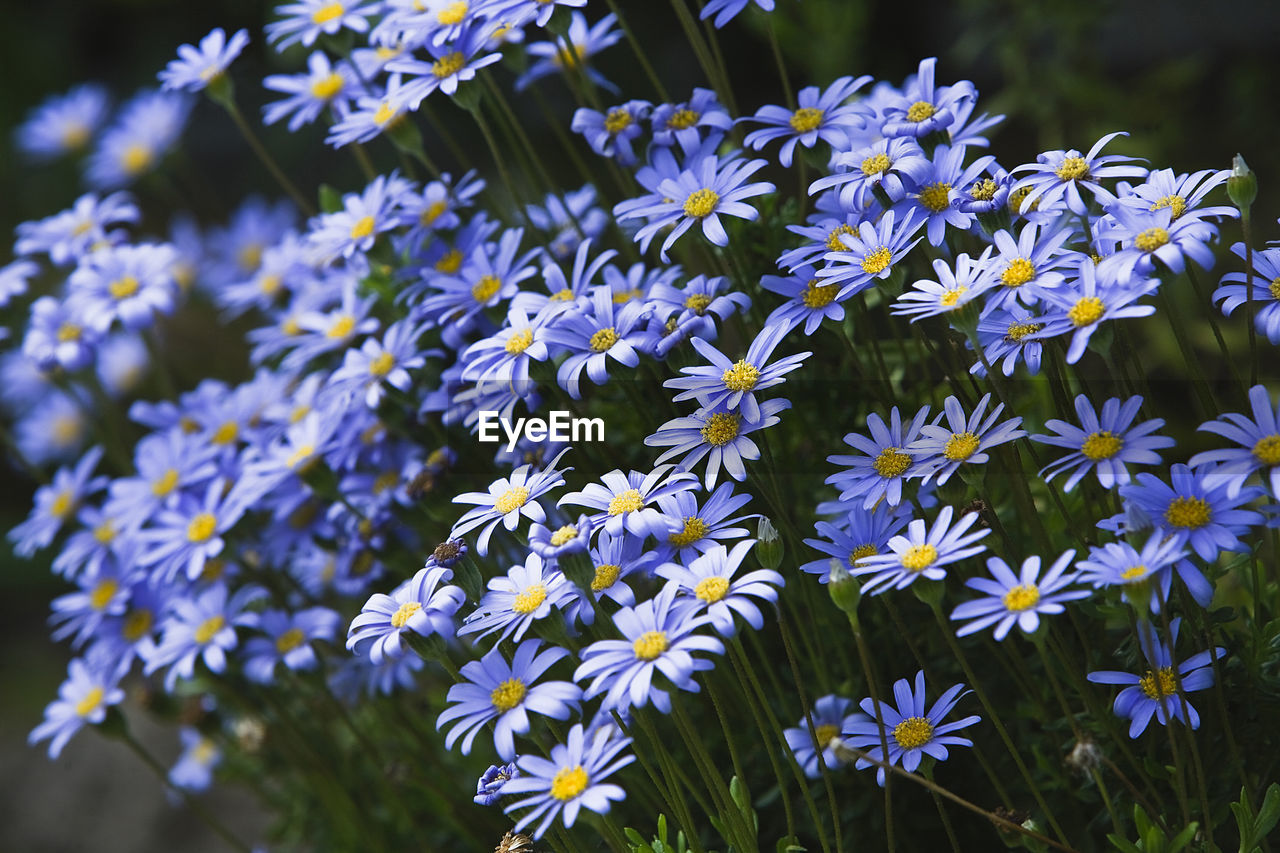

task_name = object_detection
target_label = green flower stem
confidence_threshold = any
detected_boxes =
[775,610,843,853]
[1242,206,1258,385]
[121,729,253,853]
[765,18,794,109]
[601,0,671,101]
[632,708,711,853]
[610,710,695,837]
[716,653,797,839]
[704,668,755,825]
[928,603,1071,845]
[1156,286,1219,419]
[729,638,831,853]
[671,698,758,852]
[829,740,1085,853]
[1186,263,1247,405]
[467,104,530,228]
[214,95,315,217]
[1090,766,1124,836]
[847,610,898,853]
[668,0,734,113]
[417,98,473,172]
[349,140,377,181]
[922,763,963,853]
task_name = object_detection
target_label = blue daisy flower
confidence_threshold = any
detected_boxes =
[851,505,991,595]
[1087,618,1225,738]
[459,553,577,643]
[1189,384,1280,498]
[29,656,126,759]
[950,551,1088,640]
[346,565,467,664]
[1010,131,1147,216]
[502,723,635,839]
[544,284,653,399]
[655,540,783,637]
[969,304,1045,377]
[801,503,912,583]
[242,606,339,684]
[879,57,977,140]
[572,100,652,167]
[574,583,724,713]
[159,27,250,93]
[783,694,866,779]
[843,670,981,786]
[907,393,1026,486]
[515,12,623,93]
[1119,463,1264,562]
[438,639,582,760]
[1032,394,1174,491]
[645,398,790,490]
[825,404,933,509]
[1213,245,1280,345]
[451,449,569,555]
[559,465,699,540]
[742,75,871,168]
[816,207,926,296]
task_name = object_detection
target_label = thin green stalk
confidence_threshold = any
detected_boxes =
[668,0,732,109]
[672,699,758,853]
[849,615,897,853]
[929,604,1071,845]
[923,765,963,853]
[217,97,314,216]
[601,0,671,101]
[122,731,253,852]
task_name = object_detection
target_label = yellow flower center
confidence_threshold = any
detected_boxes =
[1001,258,1036,287]
[874,447,912,478]
[550,288,574,301]
[860,153,891,178]
[276,627,306,654]
[123,609,153,641]
[512,584,546,614]
[604,108,632,134]
[814,723,839,748]
[722,359,761,392]
[892,715,935,749]
[1134,227,1169,253]
[1055,156,1090,181]
[1164,496,1211,529]
[472,273,502,303]
[311,2,345,24]
[802,279,839,308]
[75,686,105,717]
[93,520,116,544]
[432,52,466,79]
[194,615,225,645]
[1120,565,1148,581]
[495,485,529,514]
[391,601,421,628]
[121,143,153,175]
[373,101,400,126]
[789,107,824,133]
[1139,666,1179,700]
[1009,186,1038,213]
[369,351,395,377]
[969,178,998,201]
[608,488,644,515]
[1150,194,1187,220]
[187,512,217,543]
[490,678,527,712]
[666,108,700,130]
[437,0,468,24]
[589,327,619,352]
[861,246,893,276]
[695,576,730,603]
[1003,583,1041,612]
[505,327,534,355]
[670,516,710,547]
[90,579,119,610]
[849,543,877,566]
[905,101,936,123]
[286,443,316,470]
[327,314,355,339]
[61,123,90,150]
[550,765,589,801]
[57,323,82,343]
[310,72,345,100]
[683,188,720,219]
[900,543,938,572]
[939,286,967,308]
[918,182,952,213]
[684,293,713,314]
[1081,431,1123,460]
[258,273,282,296]
[1068,296,1106,327]
[944,431,981,461]
[372,470,399,494]
[50,491,74,519]
[1253,435,1280,466]
[349,215,376,241]
[549,525,579,547]
[826,224,858,251]
[700,412,741,447]
[633,630,668,660]
[108,276,139,300]
[1005,321,1044,342]
[591,563,621,591]
[553,42,584,69]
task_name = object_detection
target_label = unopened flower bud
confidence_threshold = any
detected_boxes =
[1228,154,1257,211]
[828,560,862,617]
[756,516,783,570]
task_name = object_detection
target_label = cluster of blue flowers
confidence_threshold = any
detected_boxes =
[6,0,1276,848]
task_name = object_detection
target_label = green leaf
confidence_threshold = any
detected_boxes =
[1167,822,1198,852]
[776,836,806,853]
[318,184,343,214]
[1255,783,1280,843]
[1107,834,1142,853]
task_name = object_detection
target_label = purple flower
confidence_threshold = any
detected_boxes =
[950,551,1088,640]
[655,540,782,636]
[346,565,467,664]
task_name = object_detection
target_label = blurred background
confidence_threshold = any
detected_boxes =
[2,0,1279,849]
